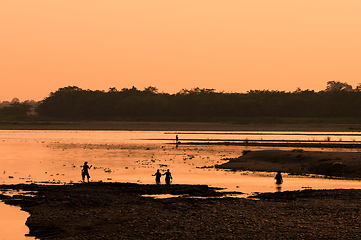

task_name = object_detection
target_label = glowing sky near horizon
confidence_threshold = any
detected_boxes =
[1,1,361,101]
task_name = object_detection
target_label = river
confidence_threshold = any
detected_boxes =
[1,130,361,239]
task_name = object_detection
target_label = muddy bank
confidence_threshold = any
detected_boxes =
[218,150,361,178]
[1,121,361,131]
[0,183,226,239]
[1,183,361,239]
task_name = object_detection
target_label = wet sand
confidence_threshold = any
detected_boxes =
[1,183,361,239]
[218,150,361,179]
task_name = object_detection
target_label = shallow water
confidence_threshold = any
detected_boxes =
[1,130,361,238]
[0,202,34,240]
[0,130,360,192]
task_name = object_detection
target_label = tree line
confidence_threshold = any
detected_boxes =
[2,81,361,122]
[0,98,37,121]
[34,81,361,122]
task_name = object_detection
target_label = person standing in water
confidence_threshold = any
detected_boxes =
[152,169,162,184]
[275,171,283,184]
[81,161,92,182]
[164,169,173,185]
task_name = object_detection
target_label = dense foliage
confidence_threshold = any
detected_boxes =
[0,102,34,120]
[35,81,361,122]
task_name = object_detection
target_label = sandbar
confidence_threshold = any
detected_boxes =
[218,149,361,179]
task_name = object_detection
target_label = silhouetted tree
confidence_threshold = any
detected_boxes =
[34,82,361,121]
[0,102,32,120]
[326,81,353,92]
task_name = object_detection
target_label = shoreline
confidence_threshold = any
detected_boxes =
[2,121,361,131]
[1,182,361,239]
[217,149,361,179]
[2,124,361,238]
[175,141,361,149]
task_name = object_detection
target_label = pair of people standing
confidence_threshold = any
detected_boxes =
[153,169,173,184]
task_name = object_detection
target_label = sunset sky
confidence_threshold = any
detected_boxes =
[1,1,360,101]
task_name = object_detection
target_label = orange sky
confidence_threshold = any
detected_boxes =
[1,1,360,101]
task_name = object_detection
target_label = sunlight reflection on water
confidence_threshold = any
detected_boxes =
[0,130,360,193]
[1,130,361,239]
[0,202,34,240]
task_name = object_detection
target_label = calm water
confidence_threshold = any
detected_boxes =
[0,202,32,240]
[1,130,361,239]
[1,130,360,192]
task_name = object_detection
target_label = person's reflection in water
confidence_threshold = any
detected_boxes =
[81,161,92,183]
[164,169,173,185]
[275,171,283,192]
[152,169,162,184]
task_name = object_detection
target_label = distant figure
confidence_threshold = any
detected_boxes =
[275,171,283,184]
[152,169,162,184]
[81,161,92,182]
[164,169,173,184]
[175,135,179,143]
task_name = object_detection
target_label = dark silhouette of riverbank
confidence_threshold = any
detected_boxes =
[1,183,361,239]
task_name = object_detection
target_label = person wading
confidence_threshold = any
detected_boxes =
[164,169,173,185]
[152,169,162,184]
[275,171,283,184]
[81,161,92,182]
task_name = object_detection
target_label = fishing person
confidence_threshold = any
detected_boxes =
[81,161,92,182]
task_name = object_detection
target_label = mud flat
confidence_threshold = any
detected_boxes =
[218,150,361,179]
[1,182,361,239]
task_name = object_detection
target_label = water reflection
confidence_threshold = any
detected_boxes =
[0,130,360,194]
[1,130,361,239]
[0,201,34,240]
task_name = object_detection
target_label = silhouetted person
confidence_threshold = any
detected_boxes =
[81,161,92,182]
[164,169,173,184]
[275,171,283,184]
[176,135,179,143]
[152,169,162,184]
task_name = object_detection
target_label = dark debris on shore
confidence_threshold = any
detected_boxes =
[1,183,361,239]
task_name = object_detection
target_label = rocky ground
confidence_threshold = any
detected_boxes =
[1,182,361,239]
[218,150,361,179]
